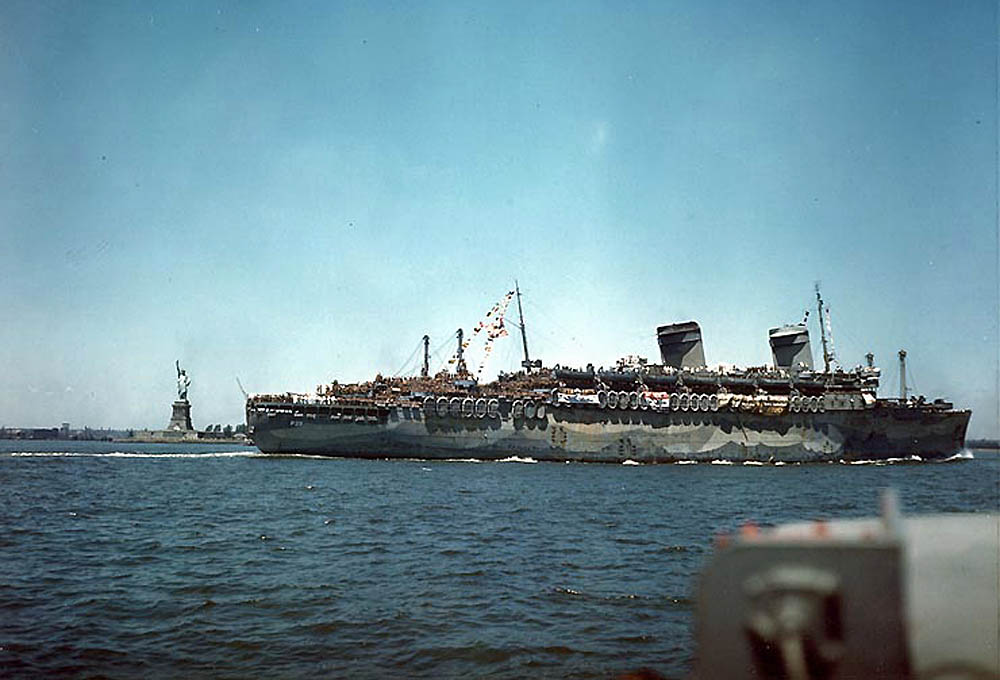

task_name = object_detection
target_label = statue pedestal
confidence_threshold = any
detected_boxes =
[167,400,194,431]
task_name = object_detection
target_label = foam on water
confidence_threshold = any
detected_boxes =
[622,459,641,466]
[271,453,344,460]
[430,457,537,464]
[882,455,923,464]
[9,450,263,459]
[840,454,951,466]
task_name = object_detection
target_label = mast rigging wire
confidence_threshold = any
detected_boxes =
[392,338,425,378]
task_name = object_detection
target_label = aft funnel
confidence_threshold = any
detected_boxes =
[768,324,813,370]
[657,321,706,369]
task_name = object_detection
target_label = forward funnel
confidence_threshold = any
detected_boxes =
[657,321,706,369]
[768,324,814,370]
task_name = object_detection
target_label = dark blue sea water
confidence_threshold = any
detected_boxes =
[1,441,996,679]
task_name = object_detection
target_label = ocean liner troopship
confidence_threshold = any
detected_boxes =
[246,285,969,462]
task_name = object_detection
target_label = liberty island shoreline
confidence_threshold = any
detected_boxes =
[0,360,248,445]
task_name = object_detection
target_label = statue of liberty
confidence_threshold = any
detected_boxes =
[176,360,191,401]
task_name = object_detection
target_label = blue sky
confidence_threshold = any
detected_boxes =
[1,1,997,437]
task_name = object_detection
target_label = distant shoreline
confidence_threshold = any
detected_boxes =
[966,440,1000,450]
[0,436,254,446]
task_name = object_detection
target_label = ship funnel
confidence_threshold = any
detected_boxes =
[657,321,706,369]
[768,324,813,371]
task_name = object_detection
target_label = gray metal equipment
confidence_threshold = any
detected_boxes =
[693,492,1000,680]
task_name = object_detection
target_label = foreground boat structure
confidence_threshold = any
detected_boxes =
[247,287,969,462]
[693,492,999,679]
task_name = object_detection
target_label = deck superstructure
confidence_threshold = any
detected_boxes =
[247,288,970,462]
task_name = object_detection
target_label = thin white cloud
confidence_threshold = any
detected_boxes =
[589,121,609,154]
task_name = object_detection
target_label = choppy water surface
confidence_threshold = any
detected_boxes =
[1,441,996,679]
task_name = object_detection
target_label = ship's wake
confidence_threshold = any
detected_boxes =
[432,456,538,464]
[668,452,973,466]
[9,451,265,459]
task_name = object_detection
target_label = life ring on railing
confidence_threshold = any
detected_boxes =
[817,396,826,413]
[512,400,524,419]
[524,401,537,419]
[807,396,817,413]
[639,393,649,410]
[607,391,619,409]
[699,394,710,412]
[670,393,680,411]
[617,392,629,410]
[450,397,463,417]
[424,396,436,414]
[536,403,546,419]
[789,396,799,413]
[629,392,640,410]
[462,397,475,417]
[475,398,488,418]
[436,397,449,417]
[487,398,500,418]
[597,390,608,409]
[709,394,719,412]
[679,393,690,412]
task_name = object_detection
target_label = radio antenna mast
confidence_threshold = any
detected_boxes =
[815,283,831,373]
[515,280,531,372]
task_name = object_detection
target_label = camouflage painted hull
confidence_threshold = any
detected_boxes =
[248,401,970,463]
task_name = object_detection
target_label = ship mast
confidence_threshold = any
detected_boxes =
[455,328,467,374]
[815,283,831,374]
[898,350,907,400]
[421,335,430,378]
[515,280,531,372]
